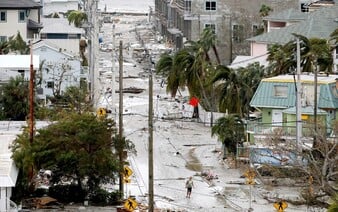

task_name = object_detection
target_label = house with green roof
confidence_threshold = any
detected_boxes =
[248,73,338,143]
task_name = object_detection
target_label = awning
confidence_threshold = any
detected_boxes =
[27,19,43,30]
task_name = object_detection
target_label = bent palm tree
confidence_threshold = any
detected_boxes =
[211,114,245,158]
[67,10,87,27]
[156,51,186,97]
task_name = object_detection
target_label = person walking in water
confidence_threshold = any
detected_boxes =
[185,176,194,198]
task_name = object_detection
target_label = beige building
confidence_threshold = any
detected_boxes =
[154,0,308,65]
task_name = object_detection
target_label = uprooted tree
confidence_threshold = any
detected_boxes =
[252,119,338,208]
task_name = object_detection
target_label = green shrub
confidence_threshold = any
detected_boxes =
[48,184,86,203]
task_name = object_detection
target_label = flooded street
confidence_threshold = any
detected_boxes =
[94,6,319,212]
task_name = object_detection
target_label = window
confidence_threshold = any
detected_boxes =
[47,81,54,88]
[184,0,192,13]
[205,24,216,34]
[301,3,309,12]
[205,1,216,11]
[19,10,26,22]
[0,36,7,42]
[274,85,288,97]
[252,24,260,36]
[232,24,244,43]
[0,11,6,22]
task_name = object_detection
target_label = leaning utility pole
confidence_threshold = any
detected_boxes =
[29,41,35,144]
[118,40,124,196]
[148,59,154,212]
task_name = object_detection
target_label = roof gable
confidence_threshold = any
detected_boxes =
[32,40,76,57]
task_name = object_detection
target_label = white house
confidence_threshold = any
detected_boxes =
[0,121,51,211]
[0,0,43,42]
[32,40,88,103]
[39,17,84,56]
[0,54,40,83]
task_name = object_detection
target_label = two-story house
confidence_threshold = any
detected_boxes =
[0,0,43,42]
[39,17,84,56]
[32,40,88,104]
[249,73,338,144]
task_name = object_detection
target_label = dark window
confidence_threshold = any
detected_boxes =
[185,0,192,13]
[0,11,6,22]
[37,87,43,95]
[233,25,244,43]
[301,3,309,12]
[47,81,54,88]
[19,10,25,22]
[205,24,216,34]
[205,1,216,11]
[0,36,7,42]
[45,33,68,39]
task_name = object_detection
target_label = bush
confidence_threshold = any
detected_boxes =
[48,184,86,203]
[89,188,110,206]
[89,189,122,206]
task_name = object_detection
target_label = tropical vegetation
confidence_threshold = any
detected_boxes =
[11,112,121,203]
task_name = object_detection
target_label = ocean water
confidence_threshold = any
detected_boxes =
[98,0,155,13]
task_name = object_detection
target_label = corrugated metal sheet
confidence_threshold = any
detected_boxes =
[250,74,338,109]
[250,81,296,108]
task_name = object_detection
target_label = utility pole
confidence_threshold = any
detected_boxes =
[296,38,302,152]
[111,24,116,109]
[29,41,34,144]
[148,58,154,212]
[313,64,318,147]
[118,40,124,196]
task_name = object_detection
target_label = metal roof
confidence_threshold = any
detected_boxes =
[0,55,40,69]
[0,0,42,9]
[40,18,84,34]
[250,74,338,109]
[263,8,308,22]
[283,106,327,115]
[248,5,338,44]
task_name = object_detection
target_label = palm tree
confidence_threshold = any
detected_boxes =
[0,76,29,120]
[67,10,87,28]
[267,42,296,76]
[8,32,29,54]
[259,4,273,33]
[211,114,245,158]
[156,50,186,97]
[297,35,333,73]
[0,40,9,55]
[237,63,265,116]
[329,28,338,44]
[212,65,243,115]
